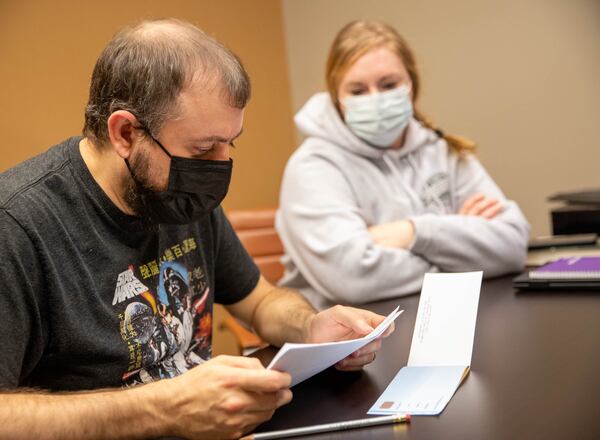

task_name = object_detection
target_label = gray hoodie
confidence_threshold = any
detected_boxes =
[276,92,530,310]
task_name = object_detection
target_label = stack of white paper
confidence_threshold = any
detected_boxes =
[368,271,482,416]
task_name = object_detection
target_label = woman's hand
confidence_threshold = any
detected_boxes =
[459,193,502,219]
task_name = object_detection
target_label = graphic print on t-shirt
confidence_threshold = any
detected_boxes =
[114,236,212,386]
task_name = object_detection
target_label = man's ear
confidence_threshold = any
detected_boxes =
[107,111,141,159]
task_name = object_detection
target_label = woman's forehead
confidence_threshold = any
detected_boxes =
[342,46,407,84]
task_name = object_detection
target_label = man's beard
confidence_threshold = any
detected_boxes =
[123,149,165,230]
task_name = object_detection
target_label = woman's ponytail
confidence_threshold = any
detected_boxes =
[414,109,476,156]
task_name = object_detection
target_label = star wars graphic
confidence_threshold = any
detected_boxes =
[116,241,212,386]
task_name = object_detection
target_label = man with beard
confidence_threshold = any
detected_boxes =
[0,18,394,439]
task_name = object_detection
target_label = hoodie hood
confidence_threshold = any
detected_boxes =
[294,92,436,160]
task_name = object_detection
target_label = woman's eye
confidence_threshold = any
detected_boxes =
[350,89,366,95]
[381,82,398,90]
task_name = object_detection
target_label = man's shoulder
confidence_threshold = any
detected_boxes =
[0,137,79,209]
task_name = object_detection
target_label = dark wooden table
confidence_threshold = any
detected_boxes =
[254,275,600,439]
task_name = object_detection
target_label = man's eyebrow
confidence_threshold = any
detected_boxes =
[195,127,244,143]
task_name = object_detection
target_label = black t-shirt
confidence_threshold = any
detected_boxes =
[0,137,260,391]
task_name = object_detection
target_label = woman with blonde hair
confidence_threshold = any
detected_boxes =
[276,20,529,309]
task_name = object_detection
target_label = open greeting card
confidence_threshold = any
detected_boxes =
[368,271,482,416]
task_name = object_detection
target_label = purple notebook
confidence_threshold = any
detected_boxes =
[530,257,600,279]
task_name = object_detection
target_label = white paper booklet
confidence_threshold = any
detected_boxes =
[267,307,403,387]
[368,271,482,416]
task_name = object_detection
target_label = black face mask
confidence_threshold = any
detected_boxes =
[125,132,233,225]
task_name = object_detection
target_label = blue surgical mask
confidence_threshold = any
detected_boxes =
[343,85,413,149]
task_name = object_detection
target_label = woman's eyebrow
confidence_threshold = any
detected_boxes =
[378,74,402,82]
[345,81,367,88]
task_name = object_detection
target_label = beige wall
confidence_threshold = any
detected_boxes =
[282,0,600,236]
[2,1,598,232]
[0,0,296,211]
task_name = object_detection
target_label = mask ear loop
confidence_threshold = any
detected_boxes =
[124,123,171,182]
[139,126,173,159]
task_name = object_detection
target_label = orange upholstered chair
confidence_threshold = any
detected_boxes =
[227,208,285,284]
[218,208,284,354]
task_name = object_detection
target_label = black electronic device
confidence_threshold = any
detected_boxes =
[551,205,600,235]
[528,233,598,250]
[548,189,600,206]
[547,188,600,235]
[513,271,600,291]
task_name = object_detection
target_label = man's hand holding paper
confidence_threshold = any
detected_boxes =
[268,307,402,386]
[306,306,397,371]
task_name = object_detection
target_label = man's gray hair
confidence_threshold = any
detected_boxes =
[83,18,250,145]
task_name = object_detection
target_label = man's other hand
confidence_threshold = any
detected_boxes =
[160,355,292,439]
